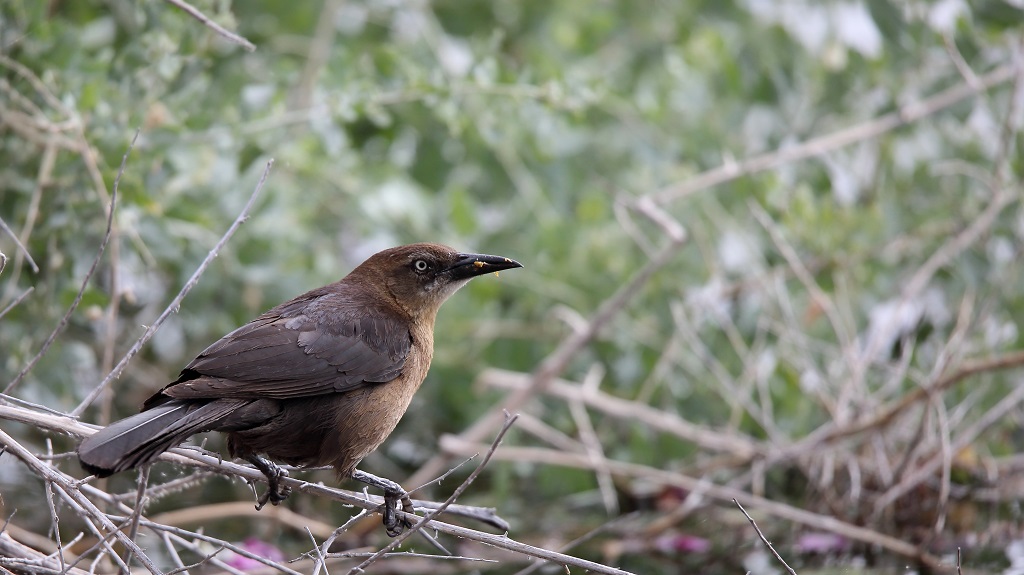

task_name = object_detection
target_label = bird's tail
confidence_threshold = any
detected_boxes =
[78,399,247,477]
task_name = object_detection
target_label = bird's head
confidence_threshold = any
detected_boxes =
[352,243,522,319]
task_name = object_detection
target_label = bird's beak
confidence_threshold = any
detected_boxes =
[448,252,523,279]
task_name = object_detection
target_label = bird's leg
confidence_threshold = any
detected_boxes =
[351,469,415,536]
[244,454,292,510]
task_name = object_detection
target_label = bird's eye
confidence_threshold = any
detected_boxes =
[412,259,429,273]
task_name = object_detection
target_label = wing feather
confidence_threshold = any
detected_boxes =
[147,286,412,407]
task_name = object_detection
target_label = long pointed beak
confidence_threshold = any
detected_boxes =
[448,252,523,279]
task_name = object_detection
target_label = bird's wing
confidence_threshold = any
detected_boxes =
[152,288,412,403]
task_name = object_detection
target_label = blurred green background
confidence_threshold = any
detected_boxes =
[2,1,1023,573]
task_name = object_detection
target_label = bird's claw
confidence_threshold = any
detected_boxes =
[382,491,416,537]
[246,455,292,510]
[351,469,417,536]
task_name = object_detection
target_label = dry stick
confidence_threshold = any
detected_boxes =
[53,488,135,574]
[0,392,79,418]
[309,510,370,575]
[347,412,520,575]
[3,131,138,395]
[158,532,190,575]
[303,526,330,575]
[0,533,92,575]
[0,404,628,575]
[0,217,38,273]
[408,236,685,488]
[121,466,151,570]
[439,438,945,571]
[651,63,1018,205]
[734,499,798,575]
[0,428,163,574]
[72,159,274,417]
[42,477,65,573]
[163,0,256,51]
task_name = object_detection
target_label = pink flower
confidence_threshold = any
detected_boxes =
[224,538,286,571]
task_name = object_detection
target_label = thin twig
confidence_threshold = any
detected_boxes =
[734,499,798,575]
[72,159,274,416]
[121,466,151,569]
[163,0,256,51]
[0,217,37,273]
[4,131,138,394]
[0,287,33,321]
[304,526,330,575]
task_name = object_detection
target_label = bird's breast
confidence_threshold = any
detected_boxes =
[322,332,434,476]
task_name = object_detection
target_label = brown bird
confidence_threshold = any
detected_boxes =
[78,243,521,534]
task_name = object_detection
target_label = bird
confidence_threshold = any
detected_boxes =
[78,243,522,535]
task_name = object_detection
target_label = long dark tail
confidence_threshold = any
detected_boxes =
[78,399,247,477]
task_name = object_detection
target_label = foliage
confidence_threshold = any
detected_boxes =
[2,0,1023,573]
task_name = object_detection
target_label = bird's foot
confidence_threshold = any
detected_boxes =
[244,454,292,510]
[382,491,416,537]
[352,469,415,536]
